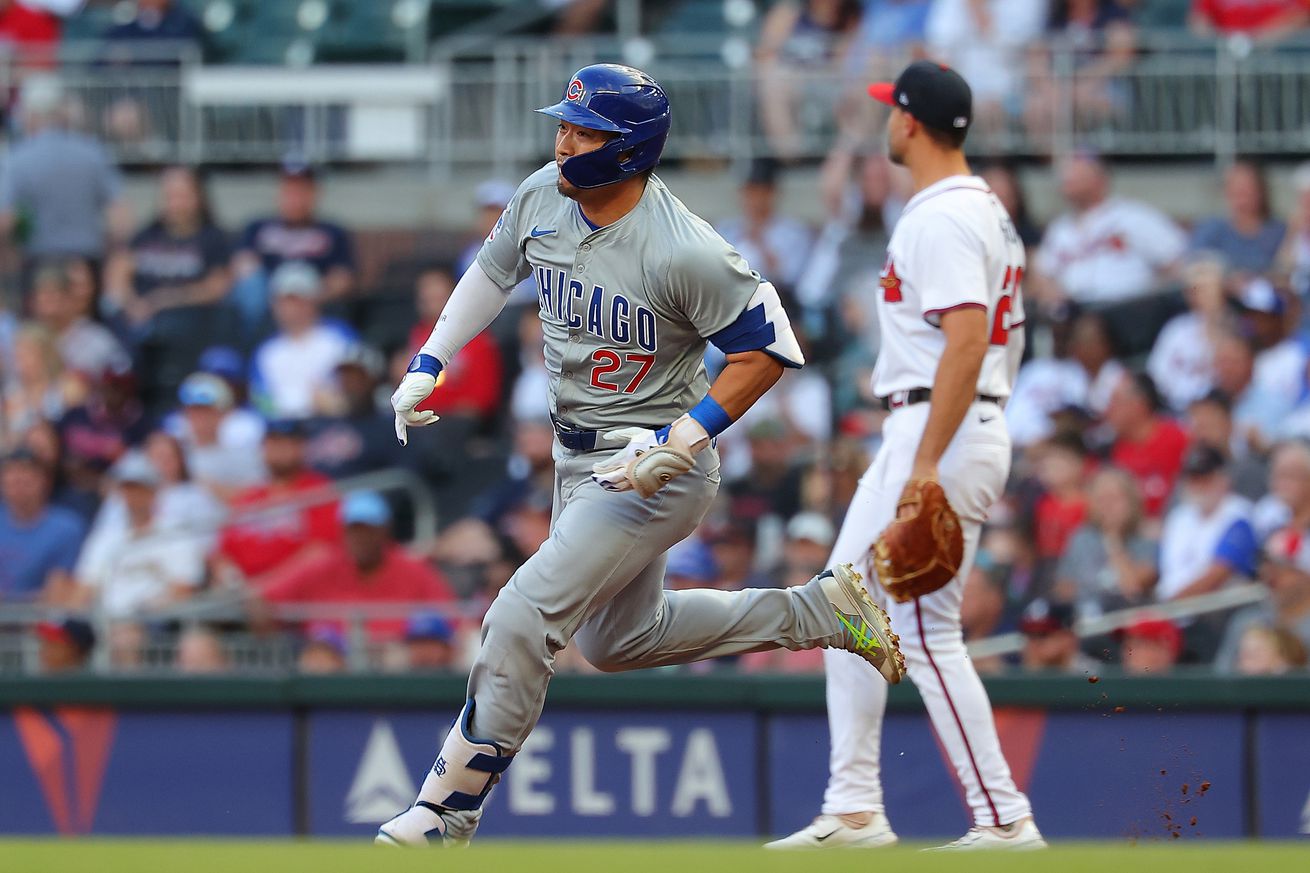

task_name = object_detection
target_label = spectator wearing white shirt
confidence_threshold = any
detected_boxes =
[251,261,353,419]
[166,345,267,450]
[1212,329,1298,455]
[925,0,1047,129]
[1007,321,1089,448]
[1147,257,1227,412]
[1033,153,1187,305]
[1007,309,1123,446]
[1252,440,1310,541]
[70,452,207,626]
[1068,310,1125,415]
[1235,277,1306,412]
[86,431,227,555]
[1157,445,1259,602]
[715,160,812,291]
[171,372,265,497]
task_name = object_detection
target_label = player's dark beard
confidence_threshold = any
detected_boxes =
[886,129,905,167]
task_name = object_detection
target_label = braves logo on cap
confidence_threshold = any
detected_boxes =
[566,78,585,102]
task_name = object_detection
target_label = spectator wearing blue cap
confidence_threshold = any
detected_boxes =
[232,159,356,326]
[401,612,457,672]
[171,372,266,495]
[299,623,348,674]
[163,348,266,453]
[1231,277,1307,421]
[261,490,454,643]
[663,538,721,591]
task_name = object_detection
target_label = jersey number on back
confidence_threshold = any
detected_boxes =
[590,349,656,394]
[990,266,1022,346]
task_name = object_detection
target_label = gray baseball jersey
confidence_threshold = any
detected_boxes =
[400,163,833,844]
[477,162,801,431]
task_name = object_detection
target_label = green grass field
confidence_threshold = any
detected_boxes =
[2,840,1307,873]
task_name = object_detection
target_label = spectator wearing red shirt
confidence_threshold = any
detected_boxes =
[262,490,454,642]
[216,419,340,588]
[1032,433,1090,560]
[1191,0,1310,38]
[408,266,502,423]
[1106,372,1189,518]
[0,1,59,59]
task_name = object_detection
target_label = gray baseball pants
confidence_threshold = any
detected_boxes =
[466,441,845,749]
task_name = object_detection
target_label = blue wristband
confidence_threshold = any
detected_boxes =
[687,395,733,438]
[407,353,443,378]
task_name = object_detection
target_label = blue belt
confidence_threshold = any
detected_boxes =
[550,414,600,451]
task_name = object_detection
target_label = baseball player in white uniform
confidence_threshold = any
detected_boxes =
[768,61,1046,851]
[376,64,905,848]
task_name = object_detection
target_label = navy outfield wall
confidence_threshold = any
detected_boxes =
[0,674,1307,840]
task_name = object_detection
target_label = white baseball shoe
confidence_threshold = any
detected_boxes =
[817,563,906,684]
[929,816,1047,850]
[375,802,466,848]
[764,812,899,849]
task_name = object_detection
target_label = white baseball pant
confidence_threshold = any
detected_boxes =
[819,399,1032,827]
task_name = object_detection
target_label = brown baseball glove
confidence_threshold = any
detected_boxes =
[871,478,964,603]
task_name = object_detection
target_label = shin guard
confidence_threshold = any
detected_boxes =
[416,700,514,812]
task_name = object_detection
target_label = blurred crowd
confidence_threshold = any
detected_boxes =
[2,0,1310,680]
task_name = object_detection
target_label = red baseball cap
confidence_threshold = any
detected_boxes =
[36,618,96,655]
[1121,616,1182,657]
[868,60,973,135]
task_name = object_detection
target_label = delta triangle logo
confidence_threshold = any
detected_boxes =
[345,720,418,824]
[14,706,117,834]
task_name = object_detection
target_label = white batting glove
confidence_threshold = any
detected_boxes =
[391,354,443,446]
[590,415,709,499]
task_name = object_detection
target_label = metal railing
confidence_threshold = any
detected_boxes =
[5,33,1310,169]
[0,466,439,675]
[967,583,1269,660]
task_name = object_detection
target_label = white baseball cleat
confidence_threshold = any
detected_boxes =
[375,802,466,848]
[764,812,899,849]
[929,816,1047,850]
[818,563,906,684]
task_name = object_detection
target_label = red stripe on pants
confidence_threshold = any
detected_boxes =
[915,599,1001,827]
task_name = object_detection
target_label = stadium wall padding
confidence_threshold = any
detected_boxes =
[0,674,1307,839]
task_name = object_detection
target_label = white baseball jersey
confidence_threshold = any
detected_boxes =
[1034,196,1186,304]
[871,175,1025,400]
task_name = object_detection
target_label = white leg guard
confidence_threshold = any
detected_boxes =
[415,700,514,813]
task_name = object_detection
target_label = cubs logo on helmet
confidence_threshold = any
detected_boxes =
[534,63,671,189]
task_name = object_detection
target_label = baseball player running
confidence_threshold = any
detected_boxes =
[767,61,1045,851]
[377,63,905,848]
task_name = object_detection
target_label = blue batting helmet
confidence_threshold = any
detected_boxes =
[535,64,671,190]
